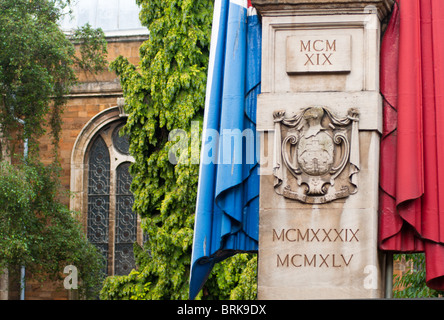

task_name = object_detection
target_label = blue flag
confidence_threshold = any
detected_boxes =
[189,0,261,299]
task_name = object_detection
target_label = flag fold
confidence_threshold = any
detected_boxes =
[189,0,261,299]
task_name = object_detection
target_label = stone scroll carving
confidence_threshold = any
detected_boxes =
[273,106,360,204]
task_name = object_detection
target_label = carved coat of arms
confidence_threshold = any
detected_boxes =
[273,106,360,204]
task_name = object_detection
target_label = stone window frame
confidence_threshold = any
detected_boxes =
[70,105,143,275]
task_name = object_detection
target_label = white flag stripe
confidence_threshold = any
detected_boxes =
[248,7,257,16]
[230,0,248,9]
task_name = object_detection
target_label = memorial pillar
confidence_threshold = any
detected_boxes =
[253,0,394,299]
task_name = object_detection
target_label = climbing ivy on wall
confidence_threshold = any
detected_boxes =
[100,0,257,300]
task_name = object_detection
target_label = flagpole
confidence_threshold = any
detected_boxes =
[385,253,393,298]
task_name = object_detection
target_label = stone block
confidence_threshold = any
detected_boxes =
[286,34,351,74]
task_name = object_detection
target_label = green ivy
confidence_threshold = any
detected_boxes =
[100,0,258,300]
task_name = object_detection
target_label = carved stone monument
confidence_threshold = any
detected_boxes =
[253,0,394,299]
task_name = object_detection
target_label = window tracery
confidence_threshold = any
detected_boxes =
[86,120,137,276]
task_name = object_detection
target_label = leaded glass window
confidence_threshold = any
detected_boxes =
[87,136,110,272]
[86,121,138,276]
[112,123,130,155]
[115,162,136,275]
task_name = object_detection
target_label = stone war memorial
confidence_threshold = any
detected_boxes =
[192,0,444,301]
[253,0,393,299]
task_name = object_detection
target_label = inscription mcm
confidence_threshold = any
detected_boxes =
[300,39,336,66]
[286,34,351,74]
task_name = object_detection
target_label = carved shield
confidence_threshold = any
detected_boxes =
[273,106,360,204]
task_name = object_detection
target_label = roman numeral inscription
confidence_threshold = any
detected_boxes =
[271,228,359,269]
[300,39,335,66]
[286,35,351,73]
[273,228,359,243]
[276,253,353,268]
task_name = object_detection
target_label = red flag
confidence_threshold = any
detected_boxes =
[379,0,444,291]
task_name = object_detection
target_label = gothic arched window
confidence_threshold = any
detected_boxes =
[85,120,138,276]
[114,162,137,275]
[87,135,111,272]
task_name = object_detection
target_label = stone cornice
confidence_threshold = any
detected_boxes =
[67,80,122,98]
[251,0,395,19]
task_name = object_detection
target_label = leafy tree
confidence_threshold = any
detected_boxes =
[0,0,108,299]
[100,0,257,300]
[0,0,107,159]
[0,161,105,299]
[394,254,444,298]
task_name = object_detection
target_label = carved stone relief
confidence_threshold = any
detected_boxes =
[273,106,360,204]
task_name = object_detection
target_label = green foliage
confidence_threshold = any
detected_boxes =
[71,23,109,75]
[393,254,444,298]
[100,249,257,300]
[101,0,258,300]
[205,254,258,300]
[0,161,105,299]
[0,0,109,299]
[0,0,107,159]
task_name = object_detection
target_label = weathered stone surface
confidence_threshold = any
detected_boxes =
[260,13,382,93]
[256,92,382,132]
[258,131,384,299]
[255,0,391,299]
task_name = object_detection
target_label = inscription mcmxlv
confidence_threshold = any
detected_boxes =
[286,35,351,74]
[272,228,359,268]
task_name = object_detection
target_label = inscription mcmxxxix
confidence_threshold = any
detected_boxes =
[273,228,359,243]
